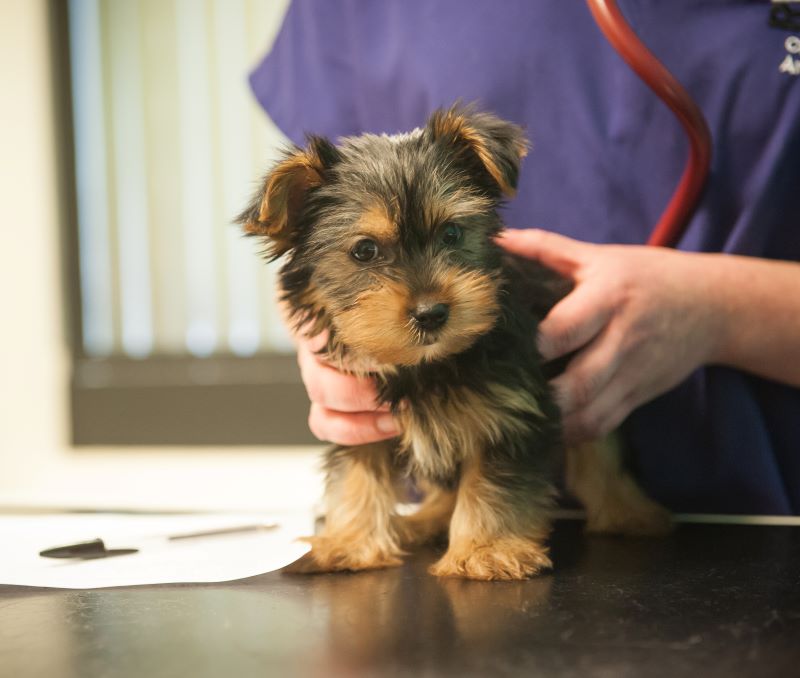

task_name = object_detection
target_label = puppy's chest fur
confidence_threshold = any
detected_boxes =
[369,265,566,486]
[387,368,549,486]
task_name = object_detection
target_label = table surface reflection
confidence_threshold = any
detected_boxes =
[1,519,799,678]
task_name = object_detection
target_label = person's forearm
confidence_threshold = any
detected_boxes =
[704,254,800,386]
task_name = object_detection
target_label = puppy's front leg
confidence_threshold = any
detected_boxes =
[287,440,405,573]
[429,456,554,581]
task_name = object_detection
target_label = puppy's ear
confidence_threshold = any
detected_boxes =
[237,135,340,257]
[426,105,528,197]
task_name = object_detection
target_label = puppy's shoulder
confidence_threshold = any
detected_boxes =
[500,252,572,323]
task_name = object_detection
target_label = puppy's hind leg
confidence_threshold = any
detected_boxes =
[567,434,672,536]
[395,481,456,549]
[286,440,405,573]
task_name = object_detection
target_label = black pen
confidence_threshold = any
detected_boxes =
[39,523,279,559]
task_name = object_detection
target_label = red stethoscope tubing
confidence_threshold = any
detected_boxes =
[586,0,713,247]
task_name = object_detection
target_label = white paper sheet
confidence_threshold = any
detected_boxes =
[0,511,313,589]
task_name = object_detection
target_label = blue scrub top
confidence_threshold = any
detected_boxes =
[249,0,800,514]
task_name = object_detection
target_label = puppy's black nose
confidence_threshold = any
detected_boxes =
[411,303,450,331]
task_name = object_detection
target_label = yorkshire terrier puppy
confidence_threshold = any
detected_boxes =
[239,106,670,580]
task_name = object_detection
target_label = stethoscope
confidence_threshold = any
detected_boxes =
[586,0,712,247]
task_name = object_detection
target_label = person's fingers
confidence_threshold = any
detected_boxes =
[304,330,329,353]
[537,283,615,361]
[495,228,589,277]
[560,374,634,445]
[297,343,389,412]
[561,400,629,445]
[548,325,623,416]
[308,403,399,446]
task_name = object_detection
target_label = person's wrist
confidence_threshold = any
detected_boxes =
[690,253,739,368]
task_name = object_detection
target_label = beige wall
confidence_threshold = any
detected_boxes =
[0,0,70,476]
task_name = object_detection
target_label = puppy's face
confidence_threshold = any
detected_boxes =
[239,107,528,367]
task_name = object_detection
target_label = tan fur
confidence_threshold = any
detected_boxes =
[430,538,553,581]
[429,461,552,581]
[332,268,500,367]
[486,382,545,420]
[286,441,405,573]
[566,435,672,536]
[429,109,528,196]
[332,278,422,366]
[356,202,398,242]
[396,484,456,549]
[242,147,326,258]
[397,383,544,481]
[421,186,494,227]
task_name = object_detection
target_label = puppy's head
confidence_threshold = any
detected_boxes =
[238,105,528,367]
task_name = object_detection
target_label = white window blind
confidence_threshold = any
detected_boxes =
[68,0,293,359]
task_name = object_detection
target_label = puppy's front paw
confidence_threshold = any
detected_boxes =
[284,535,404,574]
[429,538,552,581]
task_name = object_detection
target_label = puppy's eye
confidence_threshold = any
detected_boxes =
[351,238,379,262]
[441,223,463,247]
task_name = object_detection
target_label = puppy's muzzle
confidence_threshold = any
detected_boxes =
[410,302,450,331]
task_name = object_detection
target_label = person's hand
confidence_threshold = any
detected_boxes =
[296,330,400,445]
[497,229,726,444]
